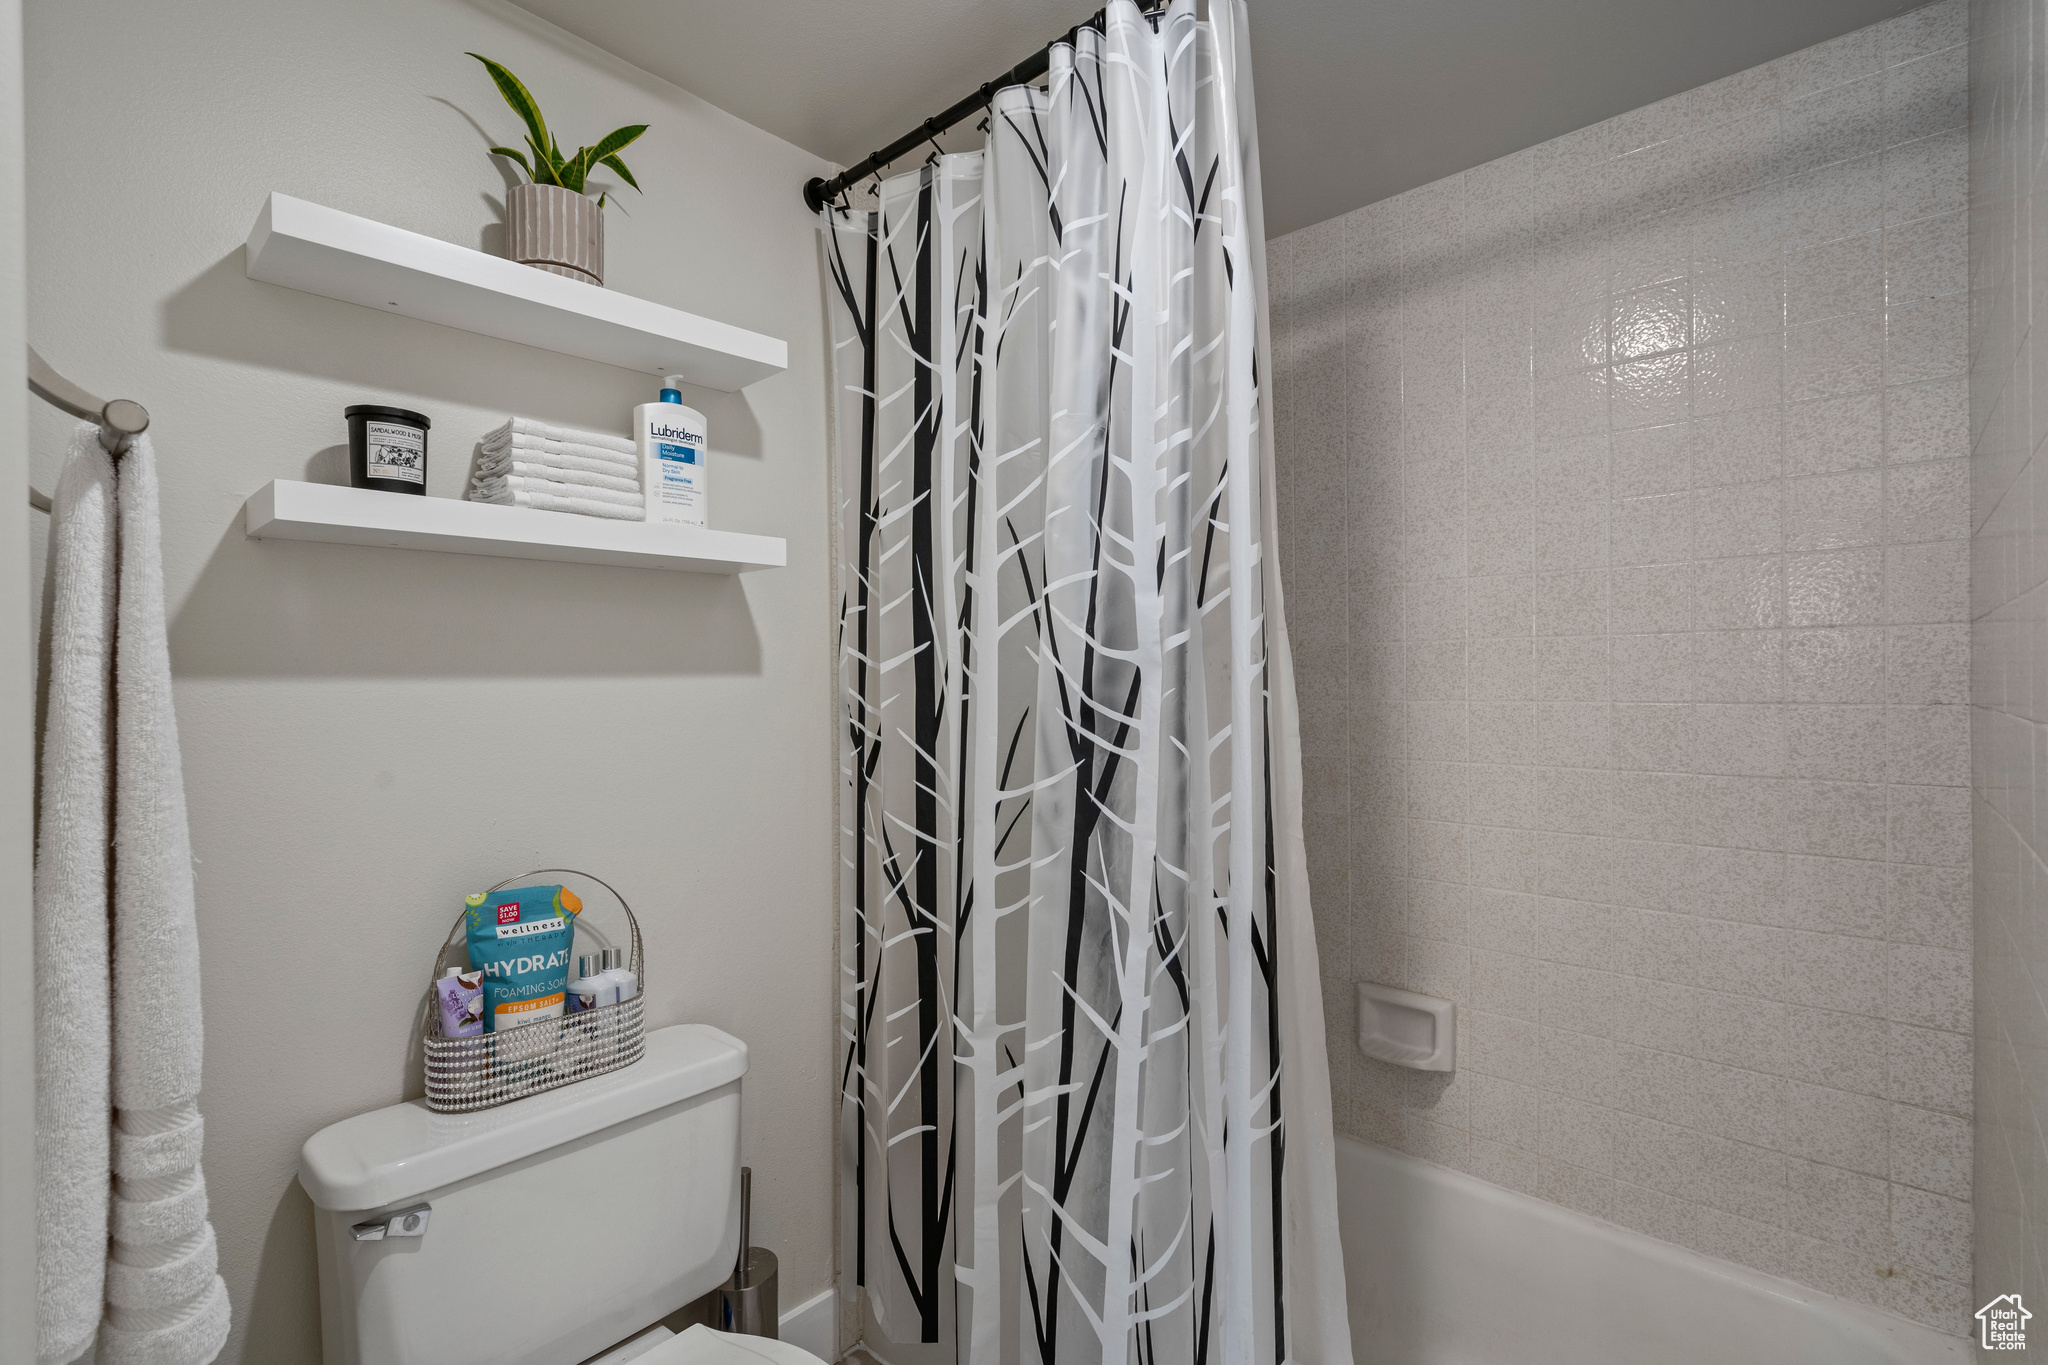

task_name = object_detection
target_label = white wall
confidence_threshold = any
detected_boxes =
[23,1,838,1360]
[1965,0,2048,1324]
[0,0,33,1359]
[1270,0,1976,1335]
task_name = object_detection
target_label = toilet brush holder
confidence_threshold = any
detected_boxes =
[721,1167,778,1337]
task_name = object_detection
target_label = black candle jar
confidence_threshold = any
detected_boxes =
[345,405,431,495]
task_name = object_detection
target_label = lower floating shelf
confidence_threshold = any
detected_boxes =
[243,480,786,575]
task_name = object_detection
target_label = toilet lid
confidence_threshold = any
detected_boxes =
[637,1325,830,1365]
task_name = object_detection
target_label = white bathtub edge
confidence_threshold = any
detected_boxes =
[1336,1134,1971,1364]
[779,1287,837,1361]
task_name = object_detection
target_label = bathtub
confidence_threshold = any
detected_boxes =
[1334,1136,1970,1365]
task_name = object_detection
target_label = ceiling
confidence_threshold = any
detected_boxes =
[513,0,1931,237]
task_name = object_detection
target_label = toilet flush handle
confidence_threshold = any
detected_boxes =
[351,1202,432,1242]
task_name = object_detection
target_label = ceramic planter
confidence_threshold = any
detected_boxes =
[505,182,603,286]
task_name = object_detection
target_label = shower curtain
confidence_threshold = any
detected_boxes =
[821,4,1348,1363]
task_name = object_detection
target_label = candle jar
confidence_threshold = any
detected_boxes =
[345,405,430,495]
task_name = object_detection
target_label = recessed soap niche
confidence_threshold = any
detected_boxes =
[1356,982,1455,1072]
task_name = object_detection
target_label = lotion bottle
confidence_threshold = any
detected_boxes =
[636,376,709,526]
[567,955,603,1013]
[598,947,638,1004]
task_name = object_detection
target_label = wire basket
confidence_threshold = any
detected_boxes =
[423,869,646,1112]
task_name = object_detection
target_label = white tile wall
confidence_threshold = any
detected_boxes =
[1270,1,1974,1334]
[1967,0,2048,1327]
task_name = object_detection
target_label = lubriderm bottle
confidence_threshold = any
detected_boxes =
[636,375,708,526]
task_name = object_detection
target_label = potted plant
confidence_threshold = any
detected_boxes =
[469,54,646,287]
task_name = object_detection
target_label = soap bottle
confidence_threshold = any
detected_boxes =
[568,955,604,1014]
[635,376,709,527]
[598,947,638,1005]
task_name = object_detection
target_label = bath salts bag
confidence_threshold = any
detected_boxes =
[464,884,581,1032]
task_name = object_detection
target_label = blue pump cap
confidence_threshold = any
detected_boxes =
[659,388,682,404]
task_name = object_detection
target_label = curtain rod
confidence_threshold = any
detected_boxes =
[25,345,150,512]
[801,1,1168,213]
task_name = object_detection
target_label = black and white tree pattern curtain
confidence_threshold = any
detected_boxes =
[823,5,1347,1363]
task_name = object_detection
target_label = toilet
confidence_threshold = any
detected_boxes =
[634,1325,827,1365]
[298,1024,832,1365]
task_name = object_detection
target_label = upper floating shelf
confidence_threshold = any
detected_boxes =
[243,193,787,391]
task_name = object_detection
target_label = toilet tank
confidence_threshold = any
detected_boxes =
[300,1024,748,1365]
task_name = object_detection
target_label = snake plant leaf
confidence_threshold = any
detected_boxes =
[468,54,550,166]
[586,124,648,165]
[561,148,590,194]
[599,153,640,193]
[467,54,647,206]
[523,134,561,186]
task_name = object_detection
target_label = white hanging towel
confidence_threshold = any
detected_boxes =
[101,434,230,1365]
[34,426,229,1365]
[35,428,116,1365]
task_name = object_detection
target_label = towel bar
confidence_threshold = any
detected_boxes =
[25,344,150,510]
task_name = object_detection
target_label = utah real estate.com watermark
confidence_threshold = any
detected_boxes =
[1979,1294,2031,1351]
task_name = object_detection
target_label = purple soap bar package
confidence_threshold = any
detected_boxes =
[436,969,484,1038]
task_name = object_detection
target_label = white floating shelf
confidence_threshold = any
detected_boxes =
[244,193,787,391]
[244,481,787,575]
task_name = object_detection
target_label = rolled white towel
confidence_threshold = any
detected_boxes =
[472,474,643,509]
[472,457,639,495]
[473,486,646,521]
[480,417,635,458]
